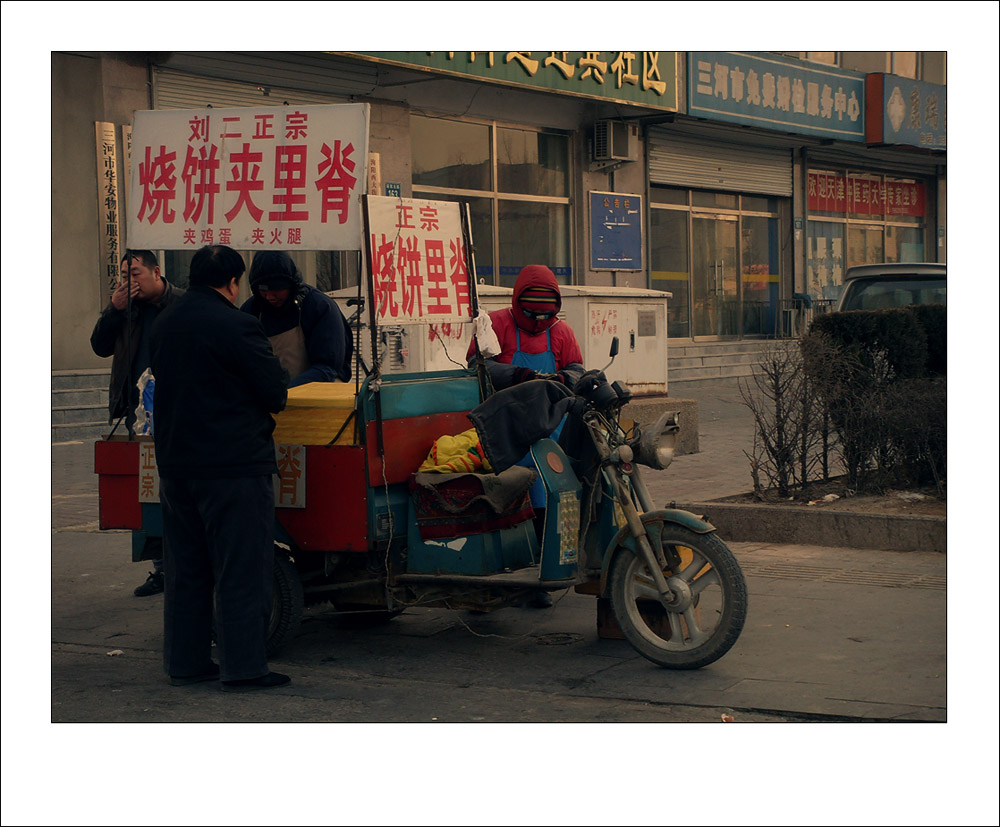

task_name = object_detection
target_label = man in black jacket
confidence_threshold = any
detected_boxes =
[150,245,291,692]
[241,251,353,387]
[90,250,183,597]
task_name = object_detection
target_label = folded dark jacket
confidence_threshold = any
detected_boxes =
[467,380,583,472]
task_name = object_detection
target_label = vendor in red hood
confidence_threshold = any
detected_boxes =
[469,264,585,390]
[468,265,585,608]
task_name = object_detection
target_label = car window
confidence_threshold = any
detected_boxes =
[841,277,947,311]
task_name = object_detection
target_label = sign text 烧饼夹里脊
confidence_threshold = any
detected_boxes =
[126,105,370,251]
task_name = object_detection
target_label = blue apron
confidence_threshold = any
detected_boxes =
[512,328,565,508]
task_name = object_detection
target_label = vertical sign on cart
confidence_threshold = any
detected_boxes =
[275,444,306,508]
[365,195,475,326]
[126,104,370,251]
[138,443,159,503]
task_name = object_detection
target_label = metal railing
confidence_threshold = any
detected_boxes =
[774,298,835,338]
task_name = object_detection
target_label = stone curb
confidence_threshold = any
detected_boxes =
[675,502,947,554]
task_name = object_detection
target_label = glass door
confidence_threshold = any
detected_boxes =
[692,215,738,337]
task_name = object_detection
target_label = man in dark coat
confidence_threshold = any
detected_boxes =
[241,251,353,387]
[150,245,291,692]
[90,250,183,596]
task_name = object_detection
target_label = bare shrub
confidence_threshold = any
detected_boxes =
[740,341,833,498]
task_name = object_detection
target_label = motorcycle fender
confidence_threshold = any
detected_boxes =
[598,509,716,595]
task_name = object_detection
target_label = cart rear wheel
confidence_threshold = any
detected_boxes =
[268,553,304,656]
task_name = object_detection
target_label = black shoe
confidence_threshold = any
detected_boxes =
[221,671,291,693]
[134,571,164,597]
[170,663,220,686]
[526,590,553,609]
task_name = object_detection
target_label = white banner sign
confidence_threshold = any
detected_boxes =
[366,195,474,325]
[127,104,369,251]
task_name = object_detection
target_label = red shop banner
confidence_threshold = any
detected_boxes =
[808,172,925,218]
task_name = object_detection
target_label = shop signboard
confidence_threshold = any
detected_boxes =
[344,52,678,112]
[865,74,946,149]
[126,104,370,251]
[808,172,926,218]
[365,195,473,325]
[688,52,865,142]
[589,191,643,271]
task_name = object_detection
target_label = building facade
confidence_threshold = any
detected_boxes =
[52,50,946,373]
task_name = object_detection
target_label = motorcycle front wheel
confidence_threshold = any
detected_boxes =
[609,521,747,669]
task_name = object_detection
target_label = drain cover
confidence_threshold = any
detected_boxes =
[535,633,583,646]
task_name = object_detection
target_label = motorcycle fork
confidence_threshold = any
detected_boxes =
[609,469,675,603]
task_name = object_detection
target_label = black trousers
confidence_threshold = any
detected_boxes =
[159,475,274,682]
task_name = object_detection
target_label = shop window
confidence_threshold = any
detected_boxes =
[692,190,738,210]
[411,117,491,191]
[411,115,571,286]
[650,209,690,338]
[806,168,929,302]
[497,128,568,197]
[848,226,885,268]
[497,200,570,287]
[805,222,845,301]
[650,185,786,339]
[885,226,925,263]
[741,216,780,336]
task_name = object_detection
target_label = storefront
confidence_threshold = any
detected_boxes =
[645,53,946,339]
[647,130,793,339]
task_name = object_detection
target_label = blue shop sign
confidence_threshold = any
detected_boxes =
[688,52,866,142]
[865,74,946,149]
[590,191,643,271]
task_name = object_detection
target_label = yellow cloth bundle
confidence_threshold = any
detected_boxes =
[418,428,493,474]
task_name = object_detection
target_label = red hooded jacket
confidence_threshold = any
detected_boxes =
[469,265,583,368]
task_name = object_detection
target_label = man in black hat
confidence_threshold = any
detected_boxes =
[241,251,353,387]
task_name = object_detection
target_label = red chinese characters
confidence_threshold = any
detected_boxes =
[130,106,366,249]
[367,199,471,323]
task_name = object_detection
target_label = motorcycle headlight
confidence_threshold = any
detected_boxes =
[633,410,680,470]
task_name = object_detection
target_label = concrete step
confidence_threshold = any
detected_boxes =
[52,387,107,407]
[668,340,775,385]
[52,404,109,426]
[669,341,773,358]
[670,352,762,370]
[52,421,110,444]
[52,369,110,391]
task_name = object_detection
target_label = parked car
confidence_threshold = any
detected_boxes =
[837,262,946,312]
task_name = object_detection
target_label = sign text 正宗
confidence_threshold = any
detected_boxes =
[127,104,370,251]
[688,52,866,142]
[366,195,474,326]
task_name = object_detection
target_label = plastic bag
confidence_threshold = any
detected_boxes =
[135,368,155,436]
[473,309,501,358]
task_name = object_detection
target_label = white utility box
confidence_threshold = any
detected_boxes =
[330,284,671,394]
[558,285,671,396]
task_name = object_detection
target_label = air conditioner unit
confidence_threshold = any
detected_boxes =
[593,120,632,161]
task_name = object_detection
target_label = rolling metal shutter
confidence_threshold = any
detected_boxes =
[152,68,352,110]
[151,52,377,110]
[648,129,793,196]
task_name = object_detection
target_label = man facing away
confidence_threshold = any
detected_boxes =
[90,250,183,597]
[150,245,291,692]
